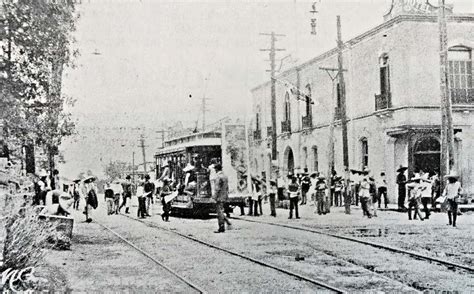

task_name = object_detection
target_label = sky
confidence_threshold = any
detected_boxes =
[58,0,473,178]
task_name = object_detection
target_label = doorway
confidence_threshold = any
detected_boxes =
[413,136,440,176]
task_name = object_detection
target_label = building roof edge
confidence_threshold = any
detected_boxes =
[250,13,474,93]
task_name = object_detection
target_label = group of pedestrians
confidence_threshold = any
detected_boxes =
[32,169,99,222]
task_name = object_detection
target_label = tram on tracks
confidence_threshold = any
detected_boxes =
[155,125,250,216]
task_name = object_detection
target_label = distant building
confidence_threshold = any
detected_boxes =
[250,1,474,202]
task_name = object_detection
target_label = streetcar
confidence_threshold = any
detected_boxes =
[155,126,250,216]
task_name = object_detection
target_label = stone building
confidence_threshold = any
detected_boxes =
[250,2,474,202]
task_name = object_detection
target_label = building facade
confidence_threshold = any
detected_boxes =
[250,4,474,202]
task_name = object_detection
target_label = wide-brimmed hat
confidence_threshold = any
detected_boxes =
[421,173,430,181]
[251,175,261,183]
[83,176,96,183]
[269,180,277,186]
[397,165,408,173]
[411,173,421,181]
[444,172,459,179]
[310,172,318,178]
[183,163,195,172]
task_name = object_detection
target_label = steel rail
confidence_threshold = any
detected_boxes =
[96,221,207,294]
[231,216,474,273]
[123,215,346,294]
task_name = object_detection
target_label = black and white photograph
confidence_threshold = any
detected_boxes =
[0,0,473,292]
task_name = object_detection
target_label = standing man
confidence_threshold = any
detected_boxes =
[420,173,433,219]
[442,173,463,227]
[300,169,311,205]
[120,175,132,214]
[376,172,388,209]
[359,176,372,218]
[396,166,408,211]
[288,176,300,219]
[160,179,172,222]
[104,182,115,215]
[144,175,154,216]
[212,164,232,233]
[268,180,277,217]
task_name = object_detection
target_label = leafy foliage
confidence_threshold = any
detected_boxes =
[0,0,79,167]
[104,160,134,182]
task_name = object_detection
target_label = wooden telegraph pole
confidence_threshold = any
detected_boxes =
[336,16,352,214]
[139,134,148,173]
[337,16,349,173]
[201,96,211,132]
[438,0,455,187]
[260,32,285,161]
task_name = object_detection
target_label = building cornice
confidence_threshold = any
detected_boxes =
[255,105,474,143]
[251,13,474,93]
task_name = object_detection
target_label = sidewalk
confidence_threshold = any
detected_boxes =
[42,206,191,292]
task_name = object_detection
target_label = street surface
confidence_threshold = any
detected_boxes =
[44,197,474,293]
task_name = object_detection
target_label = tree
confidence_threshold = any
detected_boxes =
[0,0,79,173]
[104,161,133,182]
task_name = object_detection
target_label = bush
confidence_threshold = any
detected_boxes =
[1,195,57,271]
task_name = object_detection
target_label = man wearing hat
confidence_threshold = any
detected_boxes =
[442,172,463,227]
[160,178,172,222]
[396,165,408,211]
[268,180,277,217]
[300,168,311,205]
[406,173,423,221]
[212,164,232,233]
[104,182,115,215]
[119,175,132,214]
[144,174,155,216]
[287,176,300,219]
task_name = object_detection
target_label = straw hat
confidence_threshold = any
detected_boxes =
[183,163,195,172]
[397,165,408,173]
[444,172,459,179]
[411,173,421,181]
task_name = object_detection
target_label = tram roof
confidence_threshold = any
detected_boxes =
[156,131,222,156]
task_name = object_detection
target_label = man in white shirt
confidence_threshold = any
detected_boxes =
[442,174,463,227]
[376,172,388,209]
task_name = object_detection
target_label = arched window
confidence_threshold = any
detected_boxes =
[361,138,368,169]
[284,92,291,121]
[448,46,473,104]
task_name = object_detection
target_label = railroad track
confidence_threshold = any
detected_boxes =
[231,216,474,273]
[120,214,346,294]
[96,221,206,294]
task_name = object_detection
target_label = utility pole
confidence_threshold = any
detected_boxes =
[337,16,349,172]
[201,96,211,132]
[336,16,352,215]
[438,0,455,188]
[138,134,148,173]
[132,151,135,186]
[319,67,348,210]
[260,32,285,161]
[156,130,169,148]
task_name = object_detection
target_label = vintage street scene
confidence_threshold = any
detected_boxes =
[1,0,473,292]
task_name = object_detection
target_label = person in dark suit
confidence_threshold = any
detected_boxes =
[212,164,232,233]
[396,166,408,211]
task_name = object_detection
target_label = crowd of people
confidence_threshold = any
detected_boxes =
[24,159,466,231]
[243,165,465,228]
